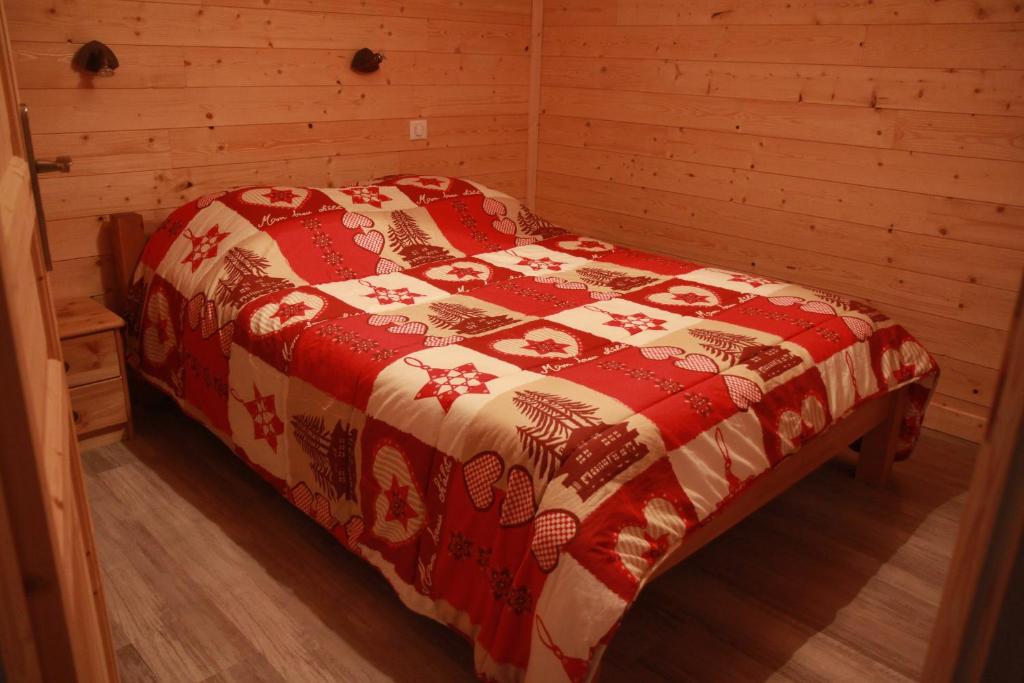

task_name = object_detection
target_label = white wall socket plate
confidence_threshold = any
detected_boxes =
[409,119,428,140]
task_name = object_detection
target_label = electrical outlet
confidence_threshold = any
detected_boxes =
[409,119,428,140]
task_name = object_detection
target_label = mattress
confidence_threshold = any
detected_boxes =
[127,175,937,682]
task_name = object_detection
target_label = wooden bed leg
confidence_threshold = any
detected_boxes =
[856,388,910,487]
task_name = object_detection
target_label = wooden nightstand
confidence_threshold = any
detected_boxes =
[56,297,133,450]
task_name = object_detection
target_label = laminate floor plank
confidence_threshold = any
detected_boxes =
[83,406,974,682]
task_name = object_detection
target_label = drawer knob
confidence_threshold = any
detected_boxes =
[72,410,81,423]
[64,360,70,373]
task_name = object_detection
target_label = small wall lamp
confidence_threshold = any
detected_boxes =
[72,41,119,77]
[351,48,384,74]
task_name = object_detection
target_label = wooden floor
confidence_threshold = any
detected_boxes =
[82,404,976,682]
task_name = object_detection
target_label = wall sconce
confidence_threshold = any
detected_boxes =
[351,48,383,74]
[72,41,119,77]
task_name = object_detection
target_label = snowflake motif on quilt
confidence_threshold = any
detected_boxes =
[516,255,565,272]
[342,185,391,208]
[248,291,325,337]
[601,310,667,335]
[180,224,229,272]
[363,282,425,306]
[265,188,300,204]
[271,300,311,324]
[240,186,310,209]
[406,357,498,412]
[397,175,449,190]
[233,384,285,451]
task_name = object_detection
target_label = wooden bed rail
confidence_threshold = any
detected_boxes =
[645,386,908,585]
[109,212,145,314]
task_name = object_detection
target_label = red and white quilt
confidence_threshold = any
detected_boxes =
[127,175,937,682]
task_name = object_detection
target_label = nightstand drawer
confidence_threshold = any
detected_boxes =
[70,378,128,436]
[63,331,120,388]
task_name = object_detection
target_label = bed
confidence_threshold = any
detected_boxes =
[112,175,937,682]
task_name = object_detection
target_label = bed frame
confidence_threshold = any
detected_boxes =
[107,209,909,668]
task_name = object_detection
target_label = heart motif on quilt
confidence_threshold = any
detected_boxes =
[723,374,763,411]
[676,353,719,374]
[142,289,176,365]
[217,321,234,357]
[589,291,618,301]
[353,230,384,254]
[370,442,425,546]
[880,340,929,387]
[767,296,804,307]
[614,497,685,580]
[640,346,684,361]
[289,482,336,529]
[499,466,536,527]
[387,321,428,336]
[778,395,828,452]
[368,314,407,327]
[196,191,226,208]
[199,299,217,339]
[424,335,465,347]
[647,284,721,309]
[376,257,402,275]
[342,211,374,230]
[493,217,518,235]
[842,316,874,341]
[531,509,580,573]
[343,515,364,551]
[186,293,205,329]
[800,301,836,316]
[482,196,507,217]
[492,327,580,359]
[463,451,504,511]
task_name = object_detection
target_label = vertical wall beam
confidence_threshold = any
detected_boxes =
[525,0,543,208]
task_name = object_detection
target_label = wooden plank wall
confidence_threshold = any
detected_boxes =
[5,0,533,303]
[5,0,1021,441]
[536,0,1024,441]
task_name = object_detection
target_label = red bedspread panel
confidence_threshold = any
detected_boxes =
[127,175,937,682]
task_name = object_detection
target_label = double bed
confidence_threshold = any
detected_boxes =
[112,175,936,682]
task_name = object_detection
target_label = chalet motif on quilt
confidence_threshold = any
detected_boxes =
[126,175,937,683]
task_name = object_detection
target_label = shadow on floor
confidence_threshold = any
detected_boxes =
[86,393,973,682]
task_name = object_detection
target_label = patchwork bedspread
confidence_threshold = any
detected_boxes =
[128,175,937,682]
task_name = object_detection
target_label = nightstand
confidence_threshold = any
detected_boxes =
[56,297,133,450]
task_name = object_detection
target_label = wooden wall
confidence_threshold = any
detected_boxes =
[5,0,533,303]
[536,0,1024,441]
[5,0,1022,440]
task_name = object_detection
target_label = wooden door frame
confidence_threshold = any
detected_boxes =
[924,274,1024,681]
[0,2,118,681]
